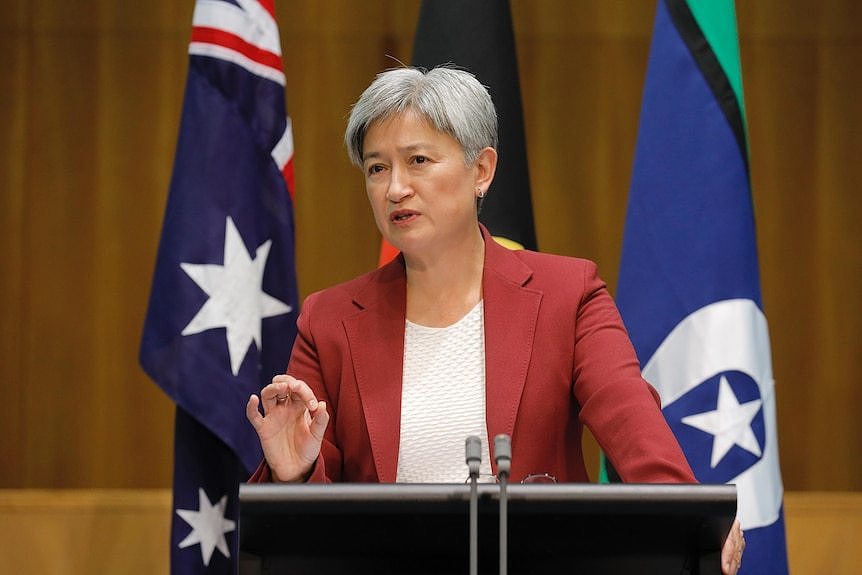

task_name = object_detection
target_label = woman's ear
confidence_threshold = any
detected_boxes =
[474,147,498,194]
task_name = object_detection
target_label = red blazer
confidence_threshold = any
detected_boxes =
[251,226,694,484]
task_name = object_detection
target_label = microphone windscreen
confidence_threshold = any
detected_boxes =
[466,435,482,477]
[494,434,512,461]
[465,435,482,463]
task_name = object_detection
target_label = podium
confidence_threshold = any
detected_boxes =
[239,483,736,574]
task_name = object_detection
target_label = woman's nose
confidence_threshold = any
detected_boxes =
[386,168,414,202]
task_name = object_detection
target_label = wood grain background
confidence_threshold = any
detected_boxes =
[1,0,859,490]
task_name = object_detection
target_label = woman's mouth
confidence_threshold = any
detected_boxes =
[390,210,418,224]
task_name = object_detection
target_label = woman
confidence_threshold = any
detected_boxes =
[246,66,745,573]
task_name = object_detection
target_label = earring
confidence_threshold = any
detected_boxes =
[477,188,486,199]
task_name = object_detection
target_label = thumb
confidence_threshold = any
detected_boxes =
[246,394,263,430]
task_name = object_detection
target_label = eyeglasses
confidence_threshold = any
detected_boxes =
[464,472,558,484]
[520,473,557,484]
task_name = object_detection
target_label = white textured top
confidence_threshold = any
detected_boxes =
[396,301,494,483]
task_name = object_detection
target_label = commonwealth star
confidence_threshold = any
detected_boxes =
[180,216,292,375]
[176,487,236,566]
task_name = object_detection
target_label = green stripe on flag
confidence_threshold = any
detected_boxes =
[665,0,749,166]
[686,0,747,128]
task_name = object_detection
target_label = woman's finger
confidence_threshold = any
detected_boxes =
[720,518,743,575]
[308,401,329,441]
[259,380,294,415]
[246,394,263,431]
[285,378,319,411]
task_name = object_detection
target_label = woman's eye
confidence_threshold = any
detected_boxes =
[413,155,428,165]
[367,164,384,175]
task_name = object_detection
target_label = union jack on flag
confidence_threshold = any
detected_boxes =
[140,0,299,572]
[189,0,296,192]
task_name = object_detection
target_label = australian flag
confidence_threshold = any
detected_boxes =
[617,0,788,573]
[140,0,299,572]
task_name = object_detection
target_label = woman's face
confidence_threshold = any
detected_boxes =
[361,110,494,259]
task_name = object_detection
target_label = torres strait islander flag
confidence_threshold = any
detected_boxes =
[379,0,536,265]
[615,0,788,572]
[140,0,299,572]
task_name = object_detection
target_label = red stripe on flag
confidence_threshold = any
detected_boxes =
[281,158,296,202]
[191,26,282,73]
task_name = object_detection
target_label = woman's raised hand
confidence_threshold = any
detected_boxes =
[246,374,329,482]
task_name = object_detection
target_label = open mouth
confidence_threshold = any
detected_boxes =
[390,211,417,223]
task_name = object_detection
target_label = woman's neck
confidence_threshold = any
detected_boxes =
[404,228,485,327]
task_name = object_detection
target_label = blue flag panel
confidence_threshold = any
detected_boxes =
[617,1,788,572]
[140,1,298,571]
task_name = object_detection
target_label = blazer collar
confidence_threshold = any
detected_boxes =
[343,225,542,481]
[480,226,542,470]
[342,256,407,483]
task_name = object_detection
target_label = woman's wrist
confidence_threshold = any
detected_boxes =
[270,459,314,483]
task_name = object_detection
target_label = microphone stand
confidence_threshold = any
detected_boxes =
[465,436,482,575]
[494,434,512,575]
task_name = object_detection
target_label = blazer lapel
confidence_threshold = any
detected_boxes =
[342,258,407,483]
[340,230,541,481]
[481,230,542,465]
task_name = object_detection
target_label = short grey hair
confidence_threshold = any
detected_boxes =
[344,66,498,167]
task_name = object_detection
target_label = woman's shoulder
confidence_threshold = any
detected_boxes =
[510,248,600,282]
[303,270,371,307]
[514,248,595,269]
[484,236,605,294]
[301,258,404,314]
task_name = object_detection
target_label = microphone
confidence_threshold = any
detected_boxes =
[465,436,482,575]
[494,434,512,575]
[466,435,482,479]
[494,434,511,479]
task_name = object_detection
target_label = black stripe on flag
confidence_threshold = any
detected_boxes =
[665,0,750,174]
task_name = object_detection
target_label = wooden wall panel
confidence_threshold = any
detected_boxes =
[0,0,29,488]
[737,1,862,489]
[807,43,862,489]
[23,31,100,485]
[0,0,860,491]
[0,490,172,574]
[784,491,862,573]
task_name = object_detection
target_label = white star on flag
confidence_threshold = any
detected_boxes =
[681,375,763,468]
[180,216,292,375]
[176,487,236,566]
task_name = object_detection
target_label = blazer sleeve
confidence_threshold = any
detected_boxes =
[247,292,342,484]
[571,261,695,484]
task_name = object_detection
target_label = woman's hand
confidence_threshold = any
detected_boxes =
[246,375,329,482]
[721,518,745,575]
